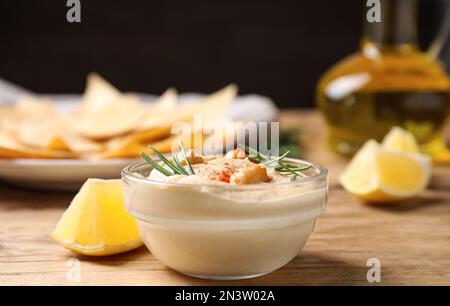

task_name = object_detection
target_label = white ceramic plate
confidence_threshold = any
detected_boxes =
[0,94,278,190]
[0,158,138,191]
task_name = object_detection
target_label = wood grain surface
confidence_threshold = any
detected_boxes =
[0,110,449,285]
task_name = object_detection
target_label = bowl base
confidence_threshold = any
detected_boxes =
[182,271,271,280]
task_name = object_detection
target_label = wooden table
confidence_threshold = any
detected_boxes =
[1,110,449,285]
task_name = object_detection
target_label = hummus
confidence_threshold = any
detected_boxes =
[148,149,293,185]
[122,149,328,280]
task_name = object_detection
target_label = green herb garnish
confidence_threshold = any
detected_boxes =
[141,142,311,180]
[239,145,311,180]
[141,142,195,177]
[179,142,195,175]
[148,145,185,175]
[172,154,189,175]
[140,152,173,176]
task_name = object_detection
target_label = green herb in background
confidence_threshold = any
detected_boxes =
[279,128,303,158]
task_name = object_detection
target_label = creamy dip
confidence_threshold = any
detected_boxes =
[148,149,292,185]
[123,149,328,280]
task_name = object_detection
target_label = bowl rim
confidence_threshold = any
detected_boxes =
[121,157,328,191]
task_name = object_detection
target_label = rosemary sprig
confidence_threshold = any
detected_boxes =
[276,164,312,172]
[148,145,184,175]
[141,142,311,180]
[179,142,195,175]
[141,142,196,177]
[261,151,290,167]
[172,154,189,175]
[141,152,173,176]
[239,145,311,180]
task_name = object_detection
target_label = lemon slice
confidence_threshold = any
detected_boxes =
[340,140,431,203]
[382,126,420,153]
[51,179,142,256]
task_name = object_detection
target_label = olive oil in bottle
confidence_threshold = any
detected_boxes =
[317,0,450,156]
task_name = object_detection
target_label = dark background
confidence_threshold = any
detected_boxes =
[0,0,447,108]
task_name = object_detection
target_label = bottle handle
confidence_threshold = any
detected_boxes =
[427,3,450,61]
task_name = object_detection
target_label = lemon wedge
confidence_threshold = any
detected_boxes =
[51,179,142,256]
[340,139,431,203]
[382,126,420,153]
[432,148,450,164]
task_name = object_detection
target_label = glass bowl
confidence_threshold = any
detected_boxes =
[122,158,328,280]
